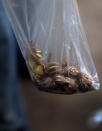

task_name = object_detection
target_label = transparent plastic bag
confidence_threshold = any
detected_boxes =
[3,0,100,94]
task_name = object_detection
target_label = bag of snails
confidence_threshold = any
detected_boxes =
[3,0,100,94]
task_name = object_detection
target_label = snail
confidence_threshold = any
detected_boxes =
[28,40,94,94]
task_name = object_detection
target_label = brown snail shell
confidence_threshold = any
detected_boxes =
[46,62,62,76]
[54,75,77,90]
[79,73,93,92]
[68,66,81,77]
[28,53,45,75]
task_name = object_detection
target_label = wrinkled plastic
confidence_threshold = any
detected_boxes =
[2,0,100,94]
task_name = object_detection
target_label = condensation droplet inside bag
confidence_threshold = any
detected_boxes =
[2,0,100,94]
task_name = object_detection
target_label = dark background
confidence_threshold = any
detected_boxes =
[18,0,102,131]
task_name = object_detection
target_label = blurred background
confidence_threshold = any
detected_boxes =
[19,0,102,130]
[1,0,102,131]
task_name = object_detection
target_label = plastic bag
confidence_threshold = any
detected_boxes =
[2,0,100,94]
